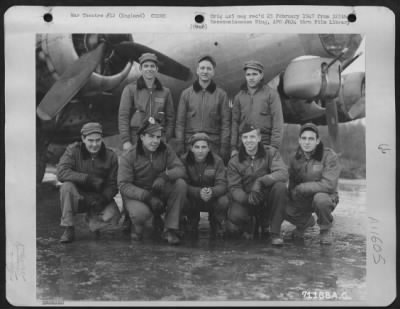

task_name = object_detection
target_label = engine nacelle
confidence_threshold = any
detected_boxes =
[283,56,341,100]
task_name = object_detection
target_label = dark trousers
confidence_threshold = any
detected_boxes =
[285,192,338,231]
[226,182,287,235]
[122,179,187,234]
[184,194,229,229]
[59,182,120,227]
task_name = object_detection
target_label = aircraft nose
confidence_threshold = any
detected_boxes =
[319,34,363,59]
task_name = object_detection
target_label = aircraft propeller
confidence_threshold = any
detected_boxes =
[37,38,192,121]
[112,41,193,81]
[37,42,107,121]
[282,50,357,152]
[323,98,340,151]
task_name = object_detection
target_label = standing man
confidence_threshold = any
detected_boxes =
[285,123,341,245]
[57,122,120,243]
[119,53,175,150]
[231,60,283,157]
[118,117,187,245]
[181,132,229,239]
[175,55,231,163]
[227,124,288,245]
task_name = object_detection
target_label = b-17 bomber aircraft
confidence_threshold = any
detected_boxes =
[36,33,365,182]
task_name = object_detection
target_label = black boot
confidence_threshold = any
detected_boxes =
[130,224,143,241]
[122,214,132,234]
[60,226,75,243]
[162,229,181,245]
[152,215,164,237]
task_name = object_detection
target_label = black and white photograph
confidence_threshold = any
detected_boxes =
[5,5,396,306]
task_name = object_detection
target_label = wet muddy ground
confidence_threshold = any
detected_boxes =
[37,171,366,303]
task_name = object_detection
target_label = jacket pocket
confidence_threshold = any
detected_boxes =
[210,110,221,128]
[203,168,216,184]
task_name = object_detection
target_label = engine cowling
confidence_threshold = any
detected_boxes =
[38,33,134,95]
[283,56,341,100]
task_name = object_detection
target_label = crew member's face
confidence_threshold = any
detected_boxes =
[82,133,103,154]
[191,140,210,162]
[140,130,162,152]
[196,60,215,83]
[245,68,263,88]
[241,129,261,154]
[140,61,158,80]
[299,130,320,153]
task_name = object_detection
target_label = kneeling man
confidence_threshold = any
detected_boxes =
[181,132,229,239]
[118,117,187,245]
[57,122,120,243]
[226,124,288,245]
[286,123,341,245]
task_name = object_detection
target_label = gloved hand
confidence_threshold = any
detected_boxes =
[122,141,133,151]
[230,149,239,158]
[152,176,167,194]
[86,175,104,192]
[83,192,107,212]
[251,178,262,193]
[291,184,306,200]
[148,196,164,215]
[200,187,213,202]
[248,191,263,206]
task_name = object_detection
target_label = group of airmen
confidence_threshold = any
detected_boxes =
[56,52,341,247]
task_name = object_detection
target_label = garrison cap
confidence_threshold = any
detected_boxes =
[240,123,258,135]
[299,123,319,136]
[188,132,211,145]
[137,117,163,136]
[139,53,159,65]
[81,122,103,136]
[243,60,264,73]
[198,54,216,67]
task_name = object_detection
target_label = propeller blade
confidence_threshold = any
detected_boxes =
[348,97,365,119]
[324,99,341,152]
[113,41,192,81]
[37,43,106,120]
[342,52,363,72]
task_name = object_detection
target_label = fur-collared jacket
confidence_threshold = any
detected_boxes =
[118,141,186,201]
[175,80,231,151]
[118,76,175,143]
[181,151,227,200]
[57,142,118,202]
[231,82,283,150]
[227,143,288,204]
[288,142,341,197]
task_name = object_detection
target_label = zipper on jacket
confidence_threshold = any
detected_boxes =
[250,156,255,172]
[201,90,205,130]
[304,158,311,174]
[149,89,153,117]
[91,154,95,168]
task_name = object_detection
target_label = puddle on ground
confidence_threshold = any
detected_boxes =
[36,178,366,302]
